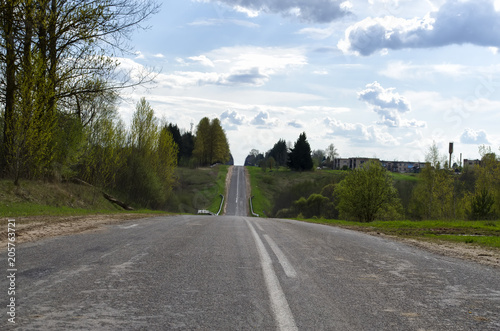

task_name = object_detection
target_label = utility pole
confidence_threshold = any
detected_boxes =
[449,142,454,169]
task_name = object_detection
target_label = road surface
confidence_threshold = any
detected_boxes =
[225,166,248,216]
[1,166,499,330]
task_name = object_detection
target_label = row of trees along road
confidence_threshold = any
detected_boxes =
[0,0,160,185]
[245,132,314,171]
[0,1,232,209]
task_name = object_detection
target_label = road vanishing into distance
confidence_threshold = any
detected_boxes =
[2,166,500,330]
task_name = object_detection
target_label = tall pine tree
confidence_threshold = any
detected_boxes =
[288,132,313,171]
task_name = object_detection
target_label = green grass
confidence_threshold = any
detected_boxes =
[0,202,117,218]
[0,178,174,219]
[294,218,500,249]
[246,166,346,217]
[247,166,275,216]
[207,165,229,213]
[166,165,228,214]
[390,172,420,181]
[0,166,230,218]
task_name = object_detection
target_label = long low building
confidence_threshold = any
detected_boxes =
[333,157,426,173]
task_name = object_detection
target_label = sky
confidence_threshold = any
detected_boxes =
[117,0,500,165]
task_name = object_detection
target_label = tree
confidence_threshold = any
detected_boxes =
[335,160,402,222]
[288,132,313,171]
[409,164,455,220]
[326,143,338,169]
[425,141,445,169]
[0,0,160,181]
[118,98,177,208]
[193,117,230,166]
[269,139,288,167]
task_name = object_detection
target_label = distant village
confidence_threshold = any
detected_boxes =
[329,157,481,173]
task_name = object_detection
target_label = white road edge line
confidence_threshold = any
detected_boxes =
[246,220,298,331]
[121,224,138,229]
[264,234,297,279]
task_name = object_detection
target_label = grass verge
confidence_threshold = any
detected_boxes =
[294,218,500,250]
[207,165,229,213]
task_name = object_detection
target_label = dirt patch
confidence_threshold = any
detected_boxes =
[358,229,500,269]
[0,213,162,250]
[391,235,500,268]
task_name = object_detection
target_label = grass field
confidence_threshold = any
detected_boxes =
[247,166,347,217]
[246,166,500,250]
[0,180,122,217]
[296,218,500,249]
[165,165,228,214]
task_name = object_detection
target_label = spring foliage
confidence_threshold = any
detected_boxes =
[335,160,402,222]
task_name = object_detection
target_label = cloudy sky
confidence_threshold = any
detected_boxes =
[118,0,500,165]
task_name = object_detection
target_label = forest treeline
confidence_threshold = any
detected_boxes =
[0,1,230,209]
[248,136,500,222]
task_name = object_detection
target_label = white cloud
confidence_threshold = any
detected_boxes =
[460,128,490,144]
[251,110,278,127]
[297,25,336,39]
[379,61,470,80]
[220,109,248,130]
[323,117,399,145]
[149,46,307,88]
[234,5,260,17]
[153,53,165,58]
[188,18,260,28]
[358,81,424,128]
[339,0,500,56]
[203,0,352,23]
[135,51,146,59]
[188,55,215,67]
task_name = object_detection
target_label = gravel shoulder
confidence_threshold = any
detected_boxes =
[0,213,164,249]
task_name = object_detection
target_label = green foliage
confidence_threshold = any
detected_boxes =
[193,117,230,166]
[269,139,288,167]
[7,50,57,184]
[409,165,456,220]
[288,132,313,171]
[114,98,178,209]
[467,189,495,220]
[292,194,329,219]
[335,160,402,222]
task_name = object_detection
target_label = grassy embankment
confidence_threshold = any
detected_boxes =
[247,166,500,250]
[166,165,228,214]
[0,165,229,218]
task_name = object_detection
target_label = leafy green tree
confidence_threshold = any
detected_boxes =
[269,139,288,167]
[117,98,178,208]
[193,117,230,166]
[0,0,159,181]
[467,189,495,220]
[326,143,338,169]
[288,132,313,171]
[335,160,402,222]
[409,164,455,220]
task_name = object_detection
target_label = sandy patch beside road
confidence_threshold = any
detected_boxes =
[0,213,160,249]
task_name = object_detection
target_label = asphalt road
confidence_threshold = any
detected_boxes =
[225,166,248,217]
[2,167,500,330]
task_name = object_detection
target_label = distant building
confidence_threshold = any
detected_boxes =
[334,158,350,170]
[333,157,378,170]
[463,159,481,167]
[381,161,426,173]
[333,157,426,173]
